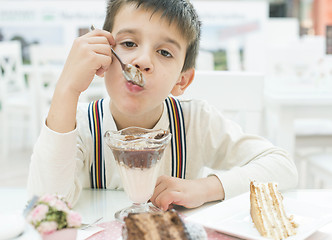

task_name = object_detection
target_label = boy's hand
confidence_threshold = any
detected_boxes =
[150,175,225,211]
[59,28,114,96]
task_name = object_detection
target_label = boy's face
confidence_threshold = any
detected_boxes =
[104,4,193,118]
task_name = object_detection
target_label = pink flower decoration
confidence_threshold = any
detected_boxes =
[29,204,49,223]
[54,199,70,212]
[66,211,82,228]
[37,221,58,235]
[26,193,81,235]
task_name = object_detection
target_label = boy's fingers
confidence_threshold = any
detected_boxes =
[95,68,105,77]
[155,191,182,211]
[87,36,112,45]
[150,176,170,203]
[150,184,166,204]
[99,56,112,71]
[89,28,115,46]
[93,44,112,57]
[91,54,111,78]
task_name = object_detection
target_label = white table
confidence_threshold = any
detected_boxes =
[1,188,332,239]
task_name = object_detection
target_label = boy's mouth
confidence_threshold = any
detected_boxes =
[128,80,144,87]
[125,81,144,92]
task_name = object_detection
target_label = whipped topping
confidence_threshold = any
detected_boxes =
[125,64,145,87]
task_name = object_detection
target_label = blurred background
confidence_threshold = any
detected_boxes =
[0,0,332,189]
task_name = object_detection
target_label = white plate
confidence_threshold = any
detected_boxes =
[16,224,41,240]
[0,213,25,240]
[186,192,332,240]
[0,212,41,240]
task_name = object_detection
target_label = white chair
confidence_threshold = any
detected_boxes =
[264,36,332,188]
[28,44,69,135]
[28,44,107,135]
[294,56,332,188]
[180,70,265,135]
[0,41,32,159]
[79,75,108,103]
[196,50,214,71]
[306,152,332,189]
[294,118,332,188]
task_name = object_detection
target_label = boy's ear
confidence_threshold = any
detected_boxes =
[171,68,195,96]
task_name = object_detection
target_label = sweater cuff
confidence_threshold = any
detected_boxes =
[205,167,250,200]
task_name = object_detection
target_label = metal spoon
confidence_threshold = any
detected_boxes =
[80,217,103,230]
[90,25,145,87]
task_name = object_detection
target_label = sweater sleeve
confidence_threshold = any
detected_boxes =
[187,100,298,200]
[27,122,83,205]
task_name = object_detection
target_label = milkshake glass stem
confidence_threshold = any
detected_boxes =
[115,202,161,222]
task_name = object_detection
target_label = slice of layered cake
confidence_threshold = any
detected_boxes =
[122,210,207,240]
[250,181,298,240]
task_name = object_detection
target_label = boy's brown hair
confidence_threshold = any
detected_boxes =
[103,0,201,72]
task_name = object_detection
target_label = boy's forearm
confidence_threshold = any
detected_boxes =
[46,80,80,133]
[200,175,225,203]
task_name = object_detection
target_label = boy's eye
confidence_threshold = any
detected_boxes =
[122,41,137,48]
[158,49,172,58]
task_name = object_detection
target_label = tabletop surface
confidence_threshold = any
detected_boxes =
[1,188,332,239]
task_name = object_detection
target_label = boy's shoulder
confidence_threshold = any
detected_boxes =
[176,97,206,106]
[174,97,225,125]
[176,97,219,114]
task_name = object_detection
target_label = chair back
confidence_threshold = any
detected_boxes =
[0,41,33,156]
[180,70,265,135]
[29,44,68,67]
[0,41,26,101]
[29,44,106,113]
[29,44,68,125]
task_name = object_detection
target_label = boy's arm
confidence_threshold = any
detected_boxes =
[150,175,224,211]
[150,100,298,210]
[47,29,114,133]
[27,124,80,204]
[28,29,114,204]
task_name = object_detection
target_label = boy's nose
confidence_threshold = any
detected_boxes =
[134,64,150,73]
[131,52,153,73]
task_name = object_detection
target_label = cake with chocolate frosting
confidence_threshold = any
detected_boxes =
[122,210,207,240]
[250,181,298,239]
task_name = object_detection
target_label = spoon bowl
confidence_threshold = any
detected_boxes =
[110,49,146,87]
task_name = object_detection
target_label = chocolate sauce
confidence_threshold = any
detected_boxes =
[154,132,167,140]
[111,148,164,169]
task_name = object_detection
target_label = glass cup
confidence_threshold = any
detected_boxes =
[104,127,171,221]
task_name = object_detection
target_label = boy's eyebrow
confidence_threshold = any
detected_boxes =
[116,28,138,36]
[162,37,182,51]
[116,28,182,50]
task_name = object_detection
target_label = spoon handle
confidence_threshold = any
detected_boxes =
[110,48,126,69]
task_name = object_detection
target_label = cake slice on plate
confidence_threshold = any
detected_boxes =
[122,210,207,240]
[250,181,298,240]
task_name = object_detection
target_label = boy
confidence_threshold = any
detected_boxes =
[27,0,298,210]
